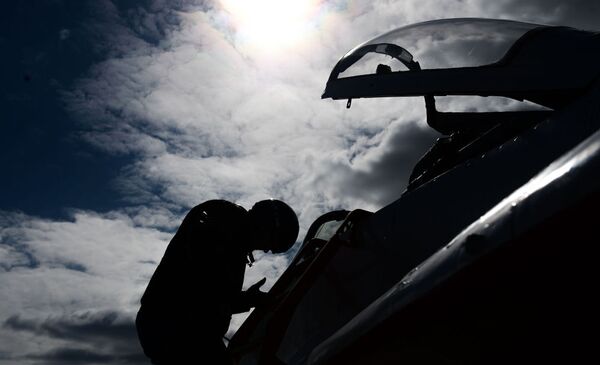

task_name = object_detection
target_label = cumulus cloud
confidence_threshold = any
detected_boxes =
[25,348,145,365]
[0,209,170,364]
[63,2,438,221]
[483,0,600,30]
[4,311,145,364]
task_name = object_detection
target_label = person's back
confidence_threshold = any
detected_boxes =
[137,200,248,364]
[136,198,299,365]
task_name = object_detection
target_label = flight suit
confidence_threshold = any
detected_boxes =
[136,200,253,364]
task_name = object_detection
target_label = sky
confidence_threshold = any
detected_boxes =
[1,1,599,364]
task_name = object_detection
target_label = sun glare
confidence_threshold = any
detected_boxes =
[221,0,319,52]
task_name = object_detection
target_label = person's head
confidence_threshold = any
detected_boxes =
[248,199,299,254]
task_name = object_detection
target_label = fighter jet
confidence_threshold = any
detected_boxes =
[228,18,600,364]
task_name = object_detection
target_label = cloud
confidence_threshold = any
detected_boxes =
[62,1,441,222]
[27,349,116,364]
[314,118,439,207]
[5,311,136,345]
[4,311,147,364]
[483,0,600,30]
[0,208,170,364]
[25,348,147,365]
[59,29,71,41]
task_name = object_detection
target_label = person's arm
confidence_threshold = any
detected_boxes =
[231,277,269,313]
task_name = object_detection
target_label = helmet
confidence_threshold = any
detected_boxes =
[249,199,299,253]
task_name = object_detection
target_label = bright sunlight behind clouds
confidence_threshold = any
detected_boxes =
[220,0,322,55]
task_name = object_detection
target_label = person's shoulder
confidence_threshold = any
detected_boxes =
[193,200,247,222]
[201,199,246,213]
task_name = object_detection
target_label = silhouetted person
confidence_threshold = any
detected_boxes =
[136,199,299,365]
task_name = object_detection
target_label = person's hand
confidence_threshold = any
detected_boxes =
[246,277,269,307]
[248,277,266,292]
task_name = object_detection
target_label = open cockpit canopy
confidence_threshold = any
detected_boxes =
[333,18,539,76]
[323,18,600,190]
[323,18,600,110]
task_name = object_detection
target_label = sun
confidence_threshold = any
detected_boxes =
[220,0,319,52]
